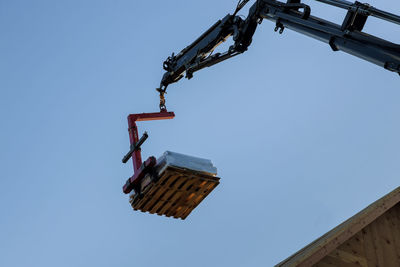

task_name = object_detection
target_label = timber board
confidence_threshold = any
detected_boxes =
[129,166,220,220]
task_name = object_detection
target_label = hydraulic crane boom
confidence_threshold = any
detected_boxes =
[157,0,400,101]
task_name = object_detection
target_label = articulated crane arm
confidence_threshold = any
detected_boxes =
[157,0,400,108]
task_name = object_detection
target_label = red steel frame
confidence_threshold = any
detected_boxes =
[123,111,175,194]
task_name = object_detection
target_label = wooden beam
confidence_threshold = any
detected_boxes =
[328,248,367,266]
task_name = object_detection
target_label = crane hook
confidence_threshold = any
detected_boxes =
[156,86,167,111]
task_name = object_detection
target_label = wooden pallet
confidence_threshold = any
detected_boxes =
[130,166,220,220]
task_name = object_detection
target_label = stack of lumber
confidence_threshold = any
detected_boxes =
[129,151,220,219]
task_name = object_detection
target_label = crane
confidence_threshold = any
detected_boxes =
[122,0,400,219]
[156,0,400,110]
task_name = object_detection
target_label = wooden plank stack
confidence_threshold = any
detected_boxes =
[129,152,220,219]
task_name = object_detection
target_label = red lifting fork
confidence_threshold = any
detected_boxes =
[122,110,175,194]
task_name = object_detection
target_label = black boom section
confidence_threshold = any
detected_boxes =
[257,0,400,74]
[159,0,400,91]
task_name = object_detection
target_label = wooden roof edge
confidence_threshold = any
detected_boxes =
[275,186,400,267]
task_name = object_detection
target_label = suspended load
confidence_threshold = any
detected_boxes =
[121,111,220,219]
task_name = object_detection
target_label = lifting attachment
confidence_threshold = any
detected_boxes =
[122,110,175,195]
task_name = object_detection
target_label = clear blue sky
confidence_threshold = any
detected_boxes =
[1,1,399,266]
